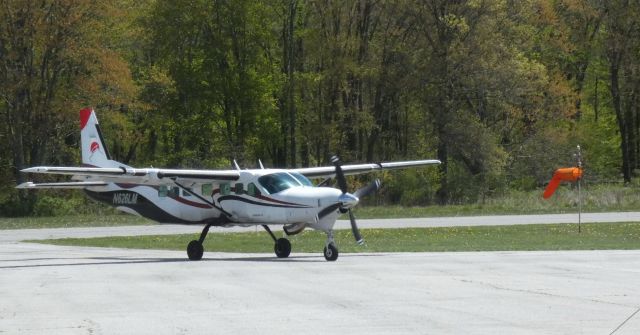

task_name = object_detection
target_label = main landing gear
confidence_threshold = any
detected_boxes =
[186,224,338,261]
[263,225,291,258]
[187,223,212,261]
[186,224,294,261]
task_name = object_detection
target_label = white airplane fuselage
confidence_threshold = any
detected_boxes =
[84,169,344,232]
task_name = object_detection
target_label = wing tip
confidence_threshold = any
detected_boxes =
[16,182,34,189]
[20,167,46,173]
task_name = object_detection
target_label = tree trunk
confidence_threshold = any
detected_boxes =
[609,52,632,183]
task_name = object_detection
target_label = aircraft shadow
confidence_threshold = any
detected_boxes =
[0,253,383,269]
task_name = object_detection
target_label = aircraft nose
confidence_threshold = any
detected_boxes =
[338,193,359,209]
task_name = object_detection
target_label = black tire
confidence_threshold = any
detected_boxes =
[323,243,338,261]
[274,238,291,258]
[187,240,204,261]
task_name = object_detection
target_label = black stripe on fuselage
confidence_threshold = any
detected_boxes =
[218,195,311,209]
[85,189,204,224]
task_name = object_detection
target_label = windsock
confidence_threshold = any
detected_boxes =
[543,167,583,199]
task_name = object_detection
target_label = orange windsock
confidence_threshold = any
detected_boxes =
[543,167,583,199]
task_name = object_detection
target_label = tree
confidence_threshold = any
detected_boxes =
[140,0,281,168]
[603,1,640,183]
[0,0,136,214]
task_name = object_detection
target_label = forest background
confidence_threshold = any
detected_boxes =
[1,0,639,216]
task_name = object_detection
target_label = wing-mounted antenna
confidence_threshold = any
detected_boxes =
[258,159,265,169]
[233,160,241,171]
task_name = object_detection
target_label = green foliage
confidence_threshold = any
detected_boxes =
[3,0,640,214]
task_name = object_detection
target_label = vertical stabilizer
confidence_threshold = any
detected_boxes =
[80,108,121,168]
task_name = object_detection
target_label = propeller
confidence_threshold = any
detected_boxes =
[330,155,381,245]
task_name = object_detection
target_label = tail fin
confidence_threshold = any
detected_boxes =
[80,108,121,168]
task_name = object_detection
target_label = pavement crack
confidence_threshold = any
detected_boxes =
[609,307,640,335]
[456,278,634,308]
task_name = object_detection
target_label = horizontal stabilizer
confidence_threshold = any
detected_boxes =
[16,181,109,189]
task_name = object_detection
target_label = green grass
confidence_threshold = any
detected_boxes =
[30,222,640,253]
[0,214,152,230]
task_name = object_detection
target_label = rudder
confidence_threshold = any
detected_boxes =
[80,108,119,168]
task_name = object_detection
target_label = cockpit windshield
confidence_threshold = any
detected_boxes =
[258,172,304,194]
[290,172,314,187]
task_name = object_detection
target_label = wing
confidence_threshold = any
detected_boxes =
[16,181,109,189]
[19,166,241,186]
[292,159,441,178]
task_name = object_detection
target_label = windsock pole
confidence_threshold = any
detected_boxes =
[576,145,582,233]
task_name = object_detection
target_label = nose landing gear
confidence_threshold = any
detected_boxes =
[323,230,339,261]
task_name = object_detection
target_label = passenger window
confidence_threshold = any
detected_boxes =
[220,183,231,196]
[182,188,192,197]
[202,184,213,196]
[169,186,180,198]
[247,183,259,196]
[158,185,168,197]
[235,183,244,194]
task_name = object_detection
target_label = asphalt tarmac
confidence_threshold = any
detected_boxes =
[1,213,640,334]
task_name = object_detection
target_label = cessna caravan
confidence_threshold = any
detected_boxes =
[18,108,440,261]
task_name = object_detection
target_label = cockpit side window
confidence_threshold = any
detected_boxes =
[258,172,301,194]
[290,172,314,187]
[247,183,259,196]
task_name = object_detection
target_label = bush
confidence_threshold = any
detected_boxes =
[32,195,81,216]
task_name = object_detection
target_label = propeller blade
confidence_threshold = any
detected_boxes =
[331,155,348,193]
[354,179,381,199]
[348,209,365,245]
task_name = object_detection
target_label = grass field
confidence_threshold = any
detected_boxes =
[0,214,151,230]
[30,222,640,253]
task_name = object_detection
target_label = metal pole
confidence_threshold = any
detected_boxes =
[577,145,582,233]
[578,176,581,233]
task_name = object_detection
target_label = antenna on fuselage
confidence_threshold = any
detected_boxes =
[258,159,265,169]
[233,159,241,171]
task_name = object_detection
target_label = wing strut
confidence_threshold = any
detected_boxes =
[172,180,232,218]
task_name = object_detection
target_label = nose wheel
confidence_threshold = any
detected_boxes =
[323,243,339,261]
[323,230,339,261]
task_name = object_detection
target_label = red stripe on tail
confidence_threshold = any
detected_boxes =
[80,108,92,130]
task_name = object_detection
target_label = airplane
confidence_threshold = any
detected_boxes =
[17,108,440,261]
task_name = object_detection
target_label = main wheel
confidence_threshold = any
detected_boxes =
[323,243,339,261]
[187,240,204,261]
[274,238,291,258]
